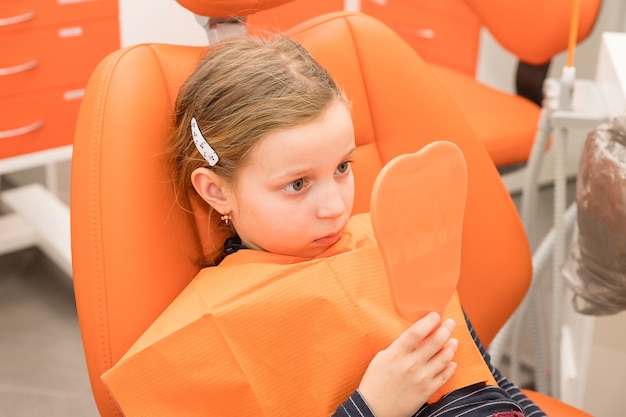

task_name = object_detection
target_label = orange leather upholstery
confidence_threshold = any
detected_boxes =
[70,5,590,417]
[523,390,595,417]
[72,44,206,417]
[427,63,542,168]
[177,0,293,16]
[465,0,602,66]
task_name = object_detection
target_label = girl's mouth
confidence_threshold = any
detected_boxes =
[315,232,341,246]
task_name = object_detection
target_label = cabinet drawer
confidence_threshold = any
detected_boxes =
[0,84,84,158]
[0,0,117,34]
[0,17,119,97]
[362,0,480,76]
[248,0,344,31]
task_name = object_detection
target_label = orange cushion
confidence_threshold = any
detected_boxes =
[523,389,594,417]
[465,0,602,65]
[429,63,541,167]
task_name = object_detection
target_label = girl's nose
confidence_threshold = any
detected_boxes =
[317,184,346,219]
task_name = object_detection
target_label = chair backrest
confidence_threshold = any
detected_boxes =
[70,5,531,417]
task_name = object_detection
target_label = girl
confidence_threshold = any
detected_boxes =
[102,34,542,417]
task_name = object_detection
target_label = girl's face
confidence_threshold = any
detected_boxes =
[228,100,355,258]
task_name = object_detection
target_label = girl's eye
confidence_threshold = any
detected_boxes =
[336,160,352,174]
[284,178,306,193]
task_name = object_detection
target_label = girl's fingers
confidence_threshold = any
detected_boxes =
[392,312,442,352]
[416,337,459,385]
[413,317,456,359]
[436,360,458,384]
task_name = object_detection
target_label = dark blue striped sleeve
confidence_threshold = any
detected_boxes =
[465,312,547,417]
[332,390,376,417]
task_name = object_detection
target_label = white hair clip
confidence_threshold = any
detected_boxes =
[191,117,219,166]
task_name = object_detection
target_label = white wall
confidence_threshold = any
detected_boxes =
[119,0,209,46]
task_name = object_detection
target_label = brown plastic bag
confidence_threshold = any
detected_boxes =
[562,116,626,315]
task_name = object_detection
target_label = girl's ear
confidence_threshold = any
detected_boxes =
[191,167,233,215]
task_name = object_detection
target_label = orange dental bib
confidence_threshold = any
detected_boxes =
[102,214,495,417]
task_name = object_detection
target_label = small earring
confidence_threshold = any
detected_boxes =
[221,213,232,225]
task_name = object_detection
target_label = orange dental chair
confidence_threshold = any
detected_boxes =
[247,0,603,168]
[70,1,592,416]
[432,0,602,168]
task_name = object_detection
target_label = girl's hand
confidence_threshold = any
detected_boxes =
[357,312,458,417]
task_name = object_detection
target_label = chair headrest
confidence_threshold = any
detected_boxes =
[177,0,295,17]
[464,0,601,65]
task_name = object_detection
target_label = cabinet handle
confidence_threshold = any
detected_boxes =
[0,11,36,27]
[0,121,44,139]
[0,60,39,76]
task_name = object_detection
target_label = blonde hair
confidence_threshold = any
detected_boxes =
[171,34,347,262]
